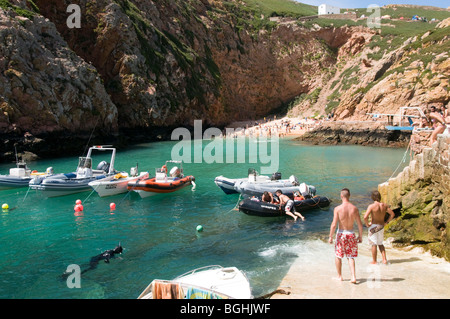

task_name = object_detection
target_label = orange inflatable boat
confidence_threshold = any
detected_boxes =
[127,161,195,198]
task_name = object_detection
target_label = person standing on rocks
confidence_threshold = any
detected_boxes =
[363,190,395,265]
[426,105,447,145]
[329,188,363,284]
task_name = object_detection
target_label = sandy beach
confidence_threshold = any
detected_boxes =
[226,116,321,139]
[271,239,450,299]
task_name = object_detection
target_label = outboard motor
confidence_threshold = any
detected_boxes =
[46,167,54,175]
[289,175,299,186]
[299,182,314,198]
[271,172,282,180]
[130,166,138,177]
[96,161,110,173]
[308,185,316,197]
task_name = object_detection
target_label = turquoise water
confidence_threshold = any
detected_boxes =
[0,138,408,298]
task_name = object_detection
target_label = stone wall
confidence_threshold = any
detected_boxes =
[378,132,450,261]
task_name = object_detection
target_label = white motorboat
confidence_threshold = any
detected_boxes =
[29,145,118,197]
[0,161,54,190]
[89,167,149,197]
[214,168,271,194]
[137,265,252,299]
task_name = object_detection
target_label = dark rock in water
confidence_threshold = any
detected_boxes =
[296,121,410,148]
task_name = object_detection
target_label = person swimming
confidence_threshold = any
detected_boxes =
[62,244,123,279]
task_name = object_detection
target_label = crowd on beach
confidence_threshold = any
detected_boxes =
[222,116,325,139]
[222,102,450,146]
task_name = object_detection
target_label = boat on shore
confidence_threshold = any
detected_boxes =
[214,169,271,194]
[138,265,252,299]
[238,195,331,217]
[88,166,149,197]
[29,145,118,197]
[127,160,195,198]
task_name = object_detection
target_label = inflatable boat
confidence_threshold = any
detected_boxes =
[214,169,270,194]
[234,175,316,198]
[89,168,149,197]
[238,196,330,217]
[128,160,195,198]
[0,162,54,190]
[29,145,118,197]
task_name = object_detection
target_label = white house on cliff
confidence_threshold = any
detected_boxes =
[318,4,340,15]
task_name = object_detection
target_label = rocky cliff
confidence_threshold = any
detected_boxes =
[0,0,118,159]
[379,133,450,261]
[289,15,450,121]
[1,1,449,161]
[1,0,353,160]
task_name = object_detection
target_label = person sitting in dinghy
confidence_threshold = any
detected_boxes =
[276,190,305,222]
[262,191,276,204]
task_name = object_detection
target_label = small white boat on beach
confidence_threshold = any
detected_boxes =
[88,167,149,197]
[137,265,252,299]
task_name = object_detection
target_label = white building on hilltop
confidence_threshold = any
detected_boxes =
[318,4,340,15]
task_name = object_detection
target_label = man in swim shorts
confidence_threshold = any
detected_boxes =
[364,190,395,264]
[329,188,363,283]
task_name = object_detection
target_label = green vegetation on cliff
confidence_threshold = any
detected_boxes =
[0,0,36,19]
[242,0,316,18]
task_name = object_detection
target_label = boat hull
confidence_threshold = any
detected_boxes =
[0,176,32,190]
[214,176,240,194]
[30,173,108,197]
[238,196,330,217]
[214,175,271,195]
[89,172,149,197]
[128,175,195,198]
[234,181,316,198]
[138,265,252,299]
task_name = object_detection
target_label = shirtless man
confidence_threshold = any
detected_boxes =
[329,188,363,284]
[262,191,275,204]
[275,190,305,221]
[427,106,447,145]
[364,190,395,264]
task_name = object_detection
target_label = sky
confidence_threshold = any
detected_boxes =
[295,0,450,9]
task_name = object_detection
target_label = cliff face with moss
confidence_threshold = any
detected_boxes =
[379,133,450,261]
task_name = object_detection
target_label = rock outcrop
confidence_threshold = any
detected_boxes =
[296,121,411,147]
[1,0,353,160]
[288,18,450,121]
[0,2,118,159]
[379,133,450,261]
[1,1,449,161]
[31,0,338,128]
